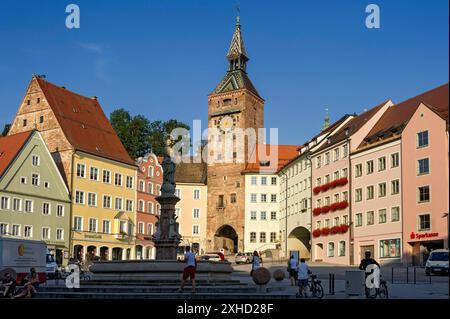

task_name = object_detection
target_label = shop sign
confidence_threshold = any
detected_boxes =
[410,231,439,240]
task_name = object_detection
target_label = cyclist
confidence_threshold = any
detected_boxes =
[359,251,380,297]
[296,258,311,298]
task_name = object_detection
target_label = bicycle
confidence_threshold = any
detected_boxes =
[296,274,324,299]
[365,275,388,299]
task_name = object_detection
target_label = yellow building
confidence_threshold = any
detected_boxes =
[71,151,137,261]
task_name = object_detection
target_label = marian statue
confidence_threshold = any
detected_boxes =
[160,138,177,197]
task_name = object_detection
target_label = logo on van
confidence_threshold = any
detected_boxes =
[18,244,25,256]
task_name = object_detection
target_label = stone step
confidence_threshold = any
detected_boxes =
[40,285,260,293]
[74,280,243,286]
[35,291,293,299]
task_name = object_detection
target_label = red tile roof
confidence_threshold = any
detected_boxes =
[243,144,301,173]
[35,77,135,166]
[0,131,33,177]
[360,83,449,148]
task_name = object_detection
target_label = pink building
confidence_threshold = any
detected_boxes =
[357,84,448,265]
[311,101,391,265]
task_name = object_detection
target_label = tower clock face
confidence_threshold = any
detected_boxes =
[218,115,236,133]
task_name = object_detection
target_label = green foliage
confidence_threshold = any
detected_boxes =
[110,109,190,158]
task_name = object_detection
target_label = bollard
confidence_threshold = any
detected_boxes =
[328,273,335,295]
[429,272,432,284]
[414,267,416,285]
[391,267,394,284]
[406,266,409,284]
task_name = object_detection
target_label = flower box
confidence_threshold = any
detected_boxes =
[313,207,322,216]
[312,229,321,238]
[330,203,340,211]
[338,200,349,209]
[321,227,330,236]
[321,184,331,192]
[313,186,321,194]
[339,224,349,233]
[330,226,340,234]
[321,205,331,213]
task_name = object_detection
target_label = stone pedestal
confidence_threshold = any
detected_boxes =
[154,194,180,260]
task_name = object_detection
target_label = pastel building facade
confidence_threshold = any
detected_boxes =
[135,153,163,260]
[0,131,71,266]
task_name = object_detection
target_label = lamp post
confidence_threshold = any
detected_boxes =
[443,213,449,249]
[280,170,289,259]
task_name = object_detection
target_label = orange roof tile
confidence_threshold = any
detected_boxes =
[244,144,301,173]
[0,131,33,177]
[35,77,134,166]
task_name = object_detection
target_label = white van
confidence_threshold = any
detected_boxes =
[425,249,449,276]
[0,237,47,283]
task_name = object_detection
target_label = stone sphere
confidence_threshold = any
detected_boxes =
[252,267,271,285]
[273,269,285,281]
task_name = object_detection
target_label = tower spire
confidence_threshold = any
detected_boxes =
[322,108,330,131]
[227,8,248,72]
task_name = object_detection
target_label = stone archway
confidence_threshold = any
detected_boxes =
[288,227,311,259]
[214,225,238,255]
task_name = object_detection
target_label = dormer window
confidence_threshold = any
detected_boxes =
[223,98,232,106]
[327,137,331,144]
[344,128,349,136]
[260,160,270,167]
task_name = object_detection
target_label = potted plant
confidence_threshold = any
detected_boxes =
[322,205,331,213]
[313,186,321,194]
[312,229,321,238]
[313,207,322,216]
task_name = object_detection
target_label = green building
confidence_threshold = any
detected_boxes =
[0,130,71,266]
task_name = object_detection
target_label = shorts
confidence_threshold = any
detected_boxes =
[289,269,298,279]
[183,266,196,280]
[297,279,308,287]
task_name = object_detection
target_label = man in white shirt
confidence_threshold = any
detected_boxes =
[178,246,197,293]
[296,258,311,298]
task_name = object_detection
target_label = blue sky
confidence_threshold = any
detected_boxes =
[0,0,448,145]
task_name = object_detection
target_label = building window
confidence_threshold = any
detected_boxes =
[251,176,257,185]
[193,189,200,200]
[115,198,123,210]
[343,144,348,157]
[23,119,27,127]
[193,208,200,219]
[148,166,153,177]
[148,202,153,214]
[126,200,133,212]
[355,188,363,202]
[138,180,145,192]
[379,209,387,224]
[126,176,134,189]
[417,131,429,148]
[324,152,330,165]
[260,194,267,203]
[327,242,335,257]
[316,156,322,168]
[76,163,86,178]
[147,223,154,235]
[271,211,277,220]
[0,197,9,210]
[342,215,348,225]
[366,186,374,200]
[270,232,277,243]
[355,164,362,177]
[89,218,98,232]
[75,191,85,205]
[56,229,64,241]
[156,185,161,195]
[230,193,236,203]
[138,222,144,234]
[418,214,431,231]
[20,177,27,184]
[339,241,346,256]
[391,207,400,222]
[42,203,50,215]
[55,205,64,217]
[334,171,340,180]
[380,239,401,258]
[114,173,123,186]
[88,193,97,207]
[260,232,266,243]
[12,225,20,237]
[12,198,22,211]
[149,183,155,195]
[24,200,33,213]
[260,211,267,220]
[250,211,257,220]
[193,225,200,235]
[250,232,256,243]
[367,211,374,225]
[0,224,8,236]
[102,170,111,184]
[32,155,40,166]
[261,177,267,185]
[217,195,224,208]
[271,177,277,185]
[334,216,340,226]
[102,220,110,234]
[31,173,39,186]
[342,168,348,178]
[24,225,33,238]
[103,195,111,209]
[378,157,386,171]
[355,213,363,227]
[333,148,340,161]
[417,158,430,175]
[138,200,144,212]
[175,208,181,218]
[73,217,82,231]
[366,161,374,174]
[418,186,430,203]
[41,227,50,240]
[391,180,400,195]
[378,183,387,197]
[270,194,277,203]
[250,194,257,203]
[391,153,399,168]
[325,174,330,184]
[90,167,99,181]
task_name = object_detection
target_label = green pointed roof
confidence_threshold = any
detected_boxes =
[213,69,261,98]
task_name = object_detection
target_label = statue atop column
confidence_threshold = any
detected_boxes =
[160,139,177,197]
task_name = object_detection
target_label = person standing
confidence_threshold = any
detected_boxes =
[250,251,261,276]
[178,246,197,293]
[288,255,298,286]
[296,258,311,298]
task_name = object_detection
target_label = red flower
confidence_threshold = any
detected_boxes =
[321,184,331,192]
[330,203,339,211]
[330,180,339,188]
[330,226,340,234]
[321,227,330,236]
[313,186,321,194]
[312,229,321,238]
[339,200,349,209]
[313,207,322,216]
[322,205,331,213]
[338,177,348,186]
[339,224,349,233]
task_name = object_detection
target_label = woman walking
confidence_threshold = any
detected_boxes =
[288,255,299,286]
[250,251,261,276]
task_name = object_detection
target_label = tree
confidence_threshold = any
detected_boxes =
[110,109,190,158]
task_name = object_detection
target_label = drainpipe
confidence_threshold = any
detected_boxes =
[348,140,353,266]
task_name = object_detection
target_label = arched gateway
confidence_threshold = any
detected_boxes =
[214,225,238,255]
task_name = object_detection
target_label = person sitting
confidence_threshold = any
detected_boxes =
[13,270,39,299]
[1,272,16,298]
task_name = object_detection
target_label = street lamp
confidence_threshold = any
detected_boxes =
[443,213,449,249]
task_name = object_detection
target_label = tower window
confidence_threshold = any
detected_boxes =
[27,100,30,105]
[223,99,232,106]
[37,98,40,104]
[235,98,237,105]
[39,116,44,124]
[23,119,27,127]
